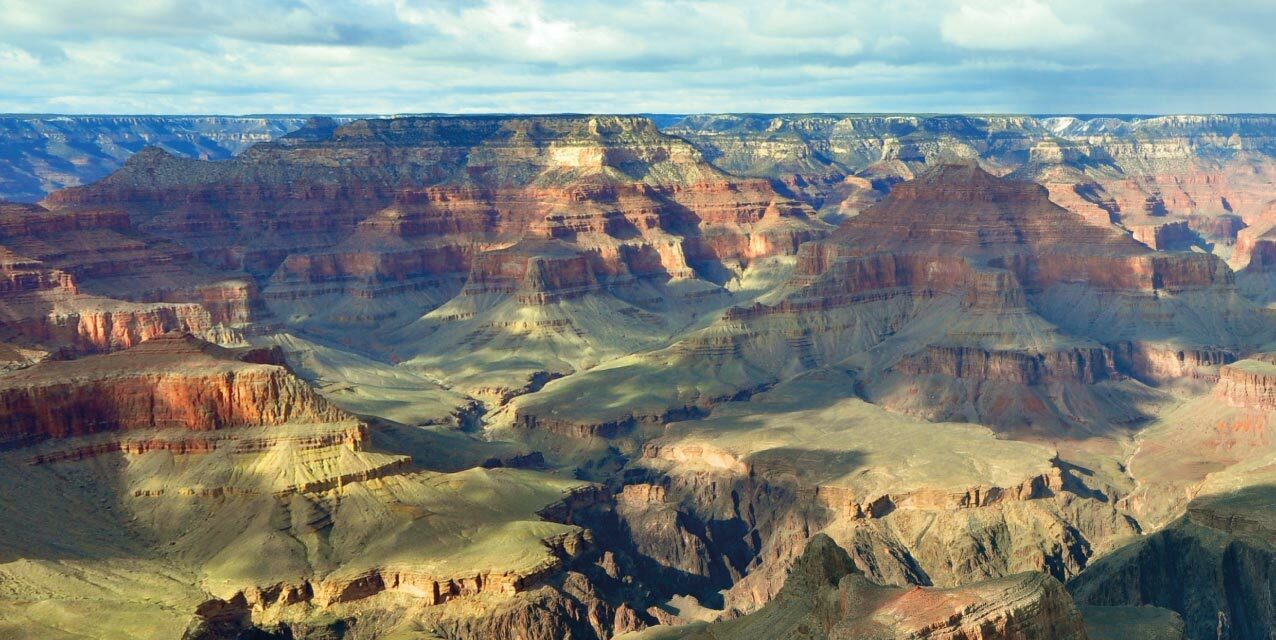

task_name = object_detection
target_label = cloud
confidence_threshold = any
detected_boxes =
[940,0,1091,50]
[0,0,1272,114]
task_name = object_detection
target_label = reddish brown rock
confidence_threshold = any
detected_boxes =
[0,332,346,444]
[1215,357,1276,410]
[0,200,258,357]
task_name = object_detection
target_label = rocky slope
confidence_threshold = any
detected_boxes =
[43,115,827,396]
[509,163,1271,438]
[0,115,322,202]
[0,332,344,444]
[0,200,256,362]
[6,114,1276,639]
[1069,489,1276,640]
[0,333,623,640]
[664,114,1276,219]
[674,534,1090,640]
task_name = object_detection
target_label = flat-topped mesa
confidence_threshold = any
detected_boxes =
[459,241,602,305]
[0,332,348,445]
[1215,356,1276,410]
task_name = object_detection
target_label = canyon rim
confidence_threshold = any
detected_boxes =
[3,1,1276,639]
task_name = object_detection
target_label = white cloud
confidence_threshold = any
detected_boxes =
[0,0,1272,114]
[940,0,1091,50]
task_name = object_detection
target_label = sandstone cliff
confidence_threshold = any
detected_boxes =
[0,332,345,444]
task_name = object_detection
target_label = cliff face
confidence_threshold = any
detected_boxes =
[664,114,1276,227]
[516,163,1268,439]
[7,114,1276,640]
[46,116,821,283]
[0,333,345,444]
[684,534,1090,640]
[778,165,1257,432]
[40,116,828,395]
[0,201,257,360]
[1215,358,1276,410]
[1069,494,1276,640]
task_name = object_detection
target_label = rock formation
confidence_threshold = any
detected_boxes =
[0,115,321,202]
[40,115,827,396]
[0,200,256,361]
[5,114,1276,639]
[511,163,1270,438]
[0,332,345,444]
[678,534,1090,640]
[1069,490,1276,640]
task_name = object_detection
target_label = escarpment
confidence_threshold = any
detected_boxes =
[0,201,256,360]
[1069,490,1276,640]
[681,534,1090,640]
[38,116,829,394]
[516,164,1271,439]
[7,114,1276,639]
[0,332,346,443]
[1215,356,1276,409]
[664,114,1276,230]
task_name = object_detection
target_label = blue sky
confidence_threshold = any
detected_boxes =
[1,0,1273,115]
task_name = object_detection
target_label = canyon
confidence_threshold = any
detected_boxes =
[2,113,1276,639]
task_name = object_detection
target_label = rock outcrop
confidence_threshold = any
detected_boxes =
[1069,490,1276,640]
[0,201,256,359]
[515,164,1269,437]
[0,332,345,444]
[42,115,828,395]
[7,114,1276,640]
[1216,357,1276,410]
[682,534,1090,640]
[664,114,1276,230]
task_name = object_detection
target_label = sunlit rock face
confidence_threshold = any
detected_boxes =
[40,115,828,396]
[0,332,345,444]
[0,201,254,363]
[666,114,1276,267]
[514,163,1271,439]
[8,114,1276,639]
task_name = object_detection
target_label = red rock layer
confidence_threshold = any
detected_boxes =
[0,201,258,356]
[890,346,1118,385]
[0,333,346,444]
[43,116,826,313]
[817,164,1230,293]
[1216,358,1276,410]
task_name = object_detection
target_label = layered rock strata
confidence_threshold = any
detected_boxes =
[681,534,1090,640]
[0,332,344,444]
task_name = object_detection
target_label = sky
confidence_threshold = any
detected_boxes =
[1,0,1274,115]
